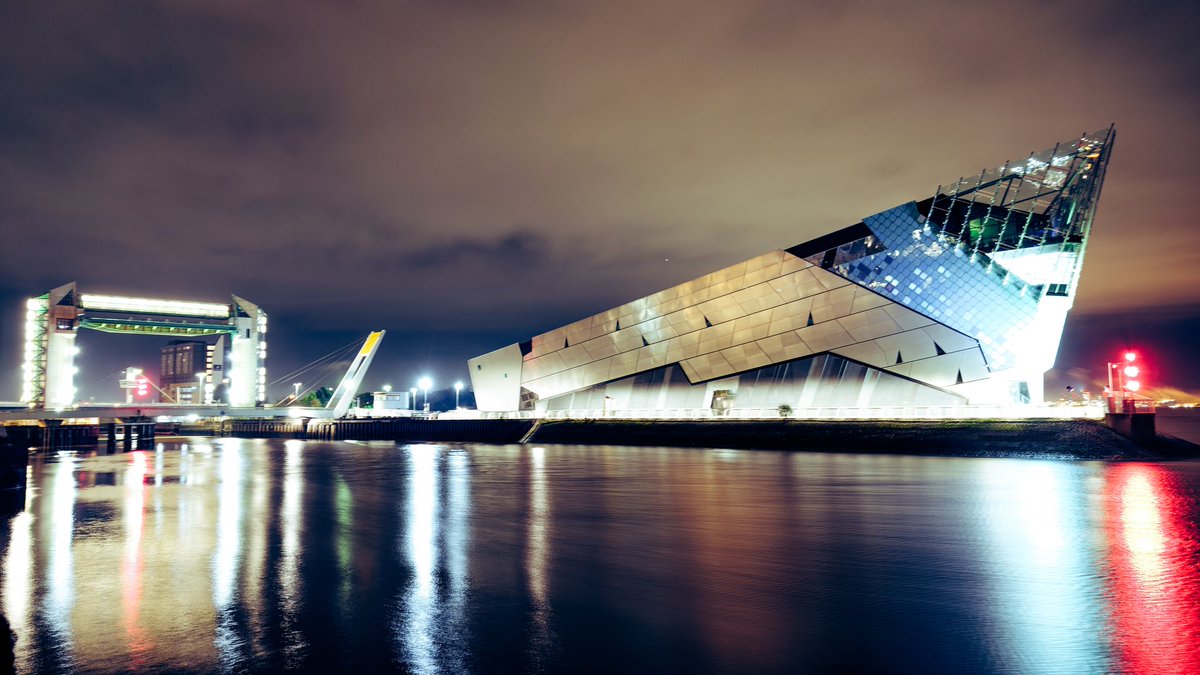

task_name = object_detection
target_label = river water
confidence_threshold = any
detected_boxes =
[1,435,1199,673]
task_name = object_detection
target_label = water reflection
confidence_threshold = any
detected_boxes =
[278,440,304,666]
[526,446,555,667]
[443,448,470,670]
[0,441,1197,673]
[973,461,1109,673]
[213,439,244,668]
[2,487,32,674]
[1106,464,1200,674]
[399,444,439,674]
[122,452,148,664]
[46,454,76,669]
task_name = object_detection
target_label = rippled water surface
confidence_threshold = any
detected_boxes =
[2,439,1199,673]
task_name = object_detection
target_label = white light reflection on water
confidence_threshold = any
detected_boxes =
[399,444,439,674]
[335,475,353,612]
[278,440,304,666]
[3,475,33,674]
[527,445,555,664]
[974,460,1109,673]
[244,443,270,657]
[438,448,471,672]
[212,439,244,667]
[46,454,76,667]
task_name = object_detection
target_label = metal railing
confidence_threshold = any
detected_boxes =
[1105,396,1156,415]
[459,404,1104,421]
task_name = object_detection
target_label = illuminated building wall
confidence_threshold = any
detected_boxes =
[18,283,267,408]
[227,296,268,408]
[470,128,1115,413]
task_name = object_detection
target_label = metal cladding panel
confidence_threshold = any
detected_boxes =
[780,255,813,275]
[810,284,857,323]
[920,323,979,353]
[695,323,737,355]
[515,242,995,402]
[582,335,620,360]
[784,269,838,299]
[607,350,639,381]
[956,348,992,382]
[831,341,889,368]
[559,344,592,370]
[539,353,967,412]
[468,344,524,412]
[756,331,813,362]
[795,321,856,353]
[881,303,936,331]
[768,296,814,326]
[874,328,938,364]
[720,341,773,372]
[682,350,736,381]
[731,308,773,334]
[837,307,903,342]
[850,287,892,313]
[731,321,771,345]
[894,351,970,387]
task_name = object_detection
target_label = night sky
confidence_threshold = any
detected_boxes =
[2,1,1199,403]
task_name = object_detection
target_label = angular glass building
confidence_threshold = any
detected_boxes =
[469,128,1115,414]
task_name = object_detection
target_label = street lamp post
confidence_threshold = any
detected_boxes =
[454,381,463,409]
[410,387,417,411]
[418,377,432,412]
[197,373,207,404]
[293,382,302,401]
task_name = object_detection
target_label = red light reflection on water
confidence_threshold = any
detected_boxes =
[1105,464,1200,674]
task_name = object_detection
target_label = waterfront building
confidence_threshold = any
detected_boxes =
[469,128,1115,414]
[373,390,412,412]
[159,338,228,404]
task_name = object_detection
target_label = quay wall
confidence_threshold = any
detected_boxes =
[182,417,1199,460]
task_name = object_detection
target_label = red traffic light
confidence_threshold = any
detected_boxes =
[1124,351,1137,362]
[136,376,149,397]
[1126,380,1141,392]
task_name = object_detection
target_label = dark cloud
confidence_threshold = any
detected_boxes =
[1,0,1198,398]
[401,231,547,269]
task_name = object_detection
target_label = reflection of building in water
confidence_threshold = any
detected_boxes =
[471,128,1116,413]
[12,450,227,670]
[211,440,247,668]
[3,482,33,673]
[973,461,1108,671]
[278,440,304,667]
[47,456,76,665]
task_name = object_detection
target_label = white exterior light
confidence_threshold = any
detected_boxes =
[80,294,230,318]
